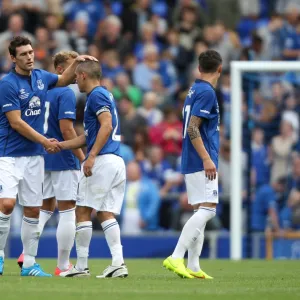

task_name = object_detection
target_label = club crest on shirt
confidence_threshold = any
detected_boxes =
[0,185,2,193]
[213,190,218,197]
[187,88,195,98]
[37,79,44,90]
[19,88,29,99]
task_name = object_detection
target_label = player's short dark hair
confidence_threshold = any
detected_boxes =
[8,36,32,57]
[76,61,102,80]
[53,51,79,69]
[198,50,222,73]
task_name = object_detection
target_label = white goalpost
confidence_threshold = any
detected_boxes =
[230,61,300,260]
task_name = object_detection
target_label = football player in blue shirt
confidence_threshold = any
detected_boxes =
[163,50,222,279]
[58,61,128,278]
[17,51,85,275]
[0,36,96,277]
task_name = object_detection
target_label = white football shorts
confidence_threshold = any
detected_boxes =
[77,154,126,215]
[43,170,80,201]
[0,156,44,207]
[185,170,219,205]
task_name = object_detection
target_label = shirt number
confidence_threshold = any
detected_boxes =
[112,108,121,141]
[44,102,50,134]
[183,105,191,138]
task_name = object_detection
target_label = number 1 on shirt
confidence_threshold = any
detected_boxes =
[183,105,191,139]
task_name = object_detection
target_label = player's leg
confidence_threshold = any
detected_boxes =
[186,204,213,279]
[60,172,92,277]
[52,170,78,274]
[0,157,19,275]
[18,156,51,277]
[17,171,55,268]
[95,156,127,278]
[163,171,217,279]
[56,200,75,273]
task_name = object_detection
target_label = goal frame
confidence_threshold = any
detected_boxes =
[230,61,300,260]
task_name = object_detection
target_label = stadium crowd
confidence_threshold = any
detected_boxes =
[1,0,300,234]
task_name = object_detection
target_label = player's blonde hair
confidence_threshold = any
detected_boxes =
[53,50,79,69]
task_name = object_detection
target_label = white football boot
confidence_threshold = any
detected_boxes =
[96,264,128,278]
[59,265,90,277]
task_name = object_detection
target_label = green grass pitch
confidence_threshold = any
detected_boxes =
[1,259,300,300]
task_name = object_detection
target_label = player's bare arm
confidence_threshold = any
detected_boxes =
[83,111,113,177]
[5,110,60,153]
[59,134,86,150]
[59,119,85,163]
[187,115,216,181]
[56,55,98,87]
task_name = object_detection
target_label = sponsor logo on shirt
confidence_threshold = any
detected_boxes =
[25,96,41,116]
[64,111,75,115]
[187,88,195,98]
[200,109,210,114]
[3,103,12,108]
[19,88,29,99]
[37,79,44,90]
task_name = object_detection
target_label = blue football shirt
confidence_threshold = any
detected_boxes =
[84,86,121,156]
[181,79,220,174]
[0,69,58,157]
[44,87,80,171]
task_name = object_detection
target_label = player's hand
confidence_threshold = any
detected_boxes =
[83,155,95,177]
[43,138,60,153]
[203,158,216,181]
[75,55,98,62]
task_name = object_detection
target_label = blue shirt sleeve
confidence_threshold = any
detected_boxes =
[41,70,59,90]
[191,90,215,119]
[90,93,112,116]
[0,81,20,113]
[58,89,76,120]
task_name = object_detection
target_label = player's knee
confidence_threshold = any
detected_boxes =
[58,200,75,211]
[75,206,92,223]
[1,199,16,214]
[23,206,40,218]
[97,211,115,223]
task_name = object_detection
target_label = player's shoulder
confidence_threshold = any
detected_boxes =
[194,79,215,96]
[0,73,18,91]
[89,86,114,104]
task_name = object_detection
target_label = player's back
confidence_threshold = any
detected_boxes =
[44,86,80,171]
[84,86,120,156]
[181,79,220,174]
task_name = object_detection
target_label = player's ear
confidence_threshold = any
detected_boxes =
[10,55,16,63]
[217,65,222,75]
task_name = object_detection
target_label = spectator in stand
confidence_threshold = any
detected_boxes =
[280,156,300,230]
[137,92,163,127]
[134,22,163,61]
[176,5,201,52]
[151,74,171,106]
[281,3,300,60]
[96,14,131,61]
[251,127,270,188]
[101,50,124,80]
[270,119,296,183]
[112,72,142,107]
[119,96,147,147]
[69,18,91,54]
[149,106,182,167]
[133,44,177,95]
[251,177,284,232]
[122,161,160,234]
[64,0,105,39]
[44,13,72,53]
[140,146,182,229]
[133,128,150,162]
[0,13,35,55]
[121,0,152,42]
